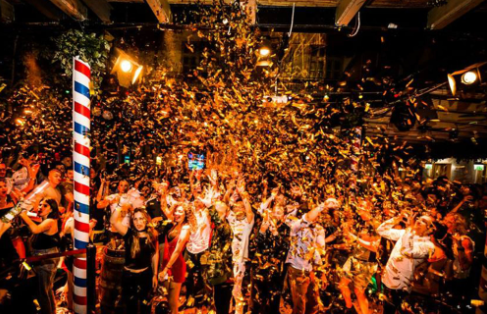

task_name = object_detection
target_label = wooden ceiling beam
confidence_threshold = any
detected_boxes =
[146,0,172,23]
[0,0,14,23]
[48,0,88,21]
[335,0,365,27]
[23,0,63,21]
[81,0,112,23]
[244,0,257,25]
[427,0,486,30]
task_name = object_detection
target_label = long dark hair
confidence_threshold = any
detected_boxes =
[43,198,60,220]
[129,208,158,259]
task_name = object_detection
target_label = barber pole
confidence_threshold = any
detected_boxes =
[72,57,91,314]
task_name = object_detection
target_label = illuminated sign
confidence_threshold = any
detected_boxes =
[474,164,485,171]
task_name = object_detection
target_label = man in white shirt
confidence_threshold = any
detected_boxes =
[97,180,132,233]
[286,198,339,314]
[377,214,435,314]
[184,198,212,309]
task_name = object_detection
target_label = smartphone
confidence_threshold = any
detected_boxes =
[188,153,205,170]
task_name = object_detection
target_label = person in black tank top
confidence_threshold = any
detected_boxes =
[19,198,60,314]
[111,205,159,314]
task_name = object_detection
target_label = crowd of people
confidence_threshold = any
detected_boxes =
[1,152,487,314]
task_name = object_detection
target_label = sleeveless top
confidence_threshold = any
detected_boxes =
[123,228,157,270]
[452,235,475,279]
[31,231,60,250]
[161,225,187,283]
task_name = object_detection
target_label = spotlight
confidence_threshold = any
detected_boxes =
[461,71,478,85]
[256,42,272,67]
[120,60,132,73]
[112,49,144,88]
[259,47,271,57]
[256,59,271,67]
[447,74,456,96]
[447,61,486,95]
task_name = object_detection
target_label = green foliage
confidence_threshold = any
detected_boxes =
[52,29,111,91]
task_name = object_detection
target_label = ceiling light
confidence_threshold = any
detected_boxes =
[112,49,144,87]
[447,74,456,96]
[461,71,478,85]
[259,47,271,57]
[120,60,132,73]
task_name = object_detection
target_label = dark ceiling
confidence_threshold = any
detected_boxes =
[1,0,487,148]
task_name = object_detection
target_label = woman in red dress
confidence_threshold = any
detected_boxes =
[158,203,193,314]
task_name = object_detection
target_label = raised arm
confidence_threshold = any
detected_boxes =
[19,212,57,235]
[376,217,405,241]
[237,179,254,223]
[97,193,117,209]
[347,232,380,252]
[110,204,131,236]
[96,178,109,203]
[22,162,40,194]
[259,187,278,215]
[305,198,339,223]
[223,180,236,203]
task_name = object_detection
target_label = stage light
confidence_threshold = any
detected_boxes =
[447,74,456,96]
[133,66,143,84]
[120,60,132,73]
[461,71,478,85]
[447,62,486,95]
[256,42,272,67]
[259,47,271,57]
[112,49,144,88]
[256,59,271,67]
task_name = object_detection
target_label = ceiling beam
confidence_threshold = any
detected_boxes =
[48,0,88,21]
[335,0,366,27]
[146,0,172,23]
[80,0,112,23]
[427,0,486,30]
[23,0,64,21]
[0,0,14,23]
[244,0,256,25]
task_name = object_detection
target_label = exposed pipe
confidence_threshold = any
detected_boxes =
[287,3,295,37]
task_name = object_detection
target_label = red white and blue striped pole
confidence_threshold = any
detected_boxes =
[72,56,91,314]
